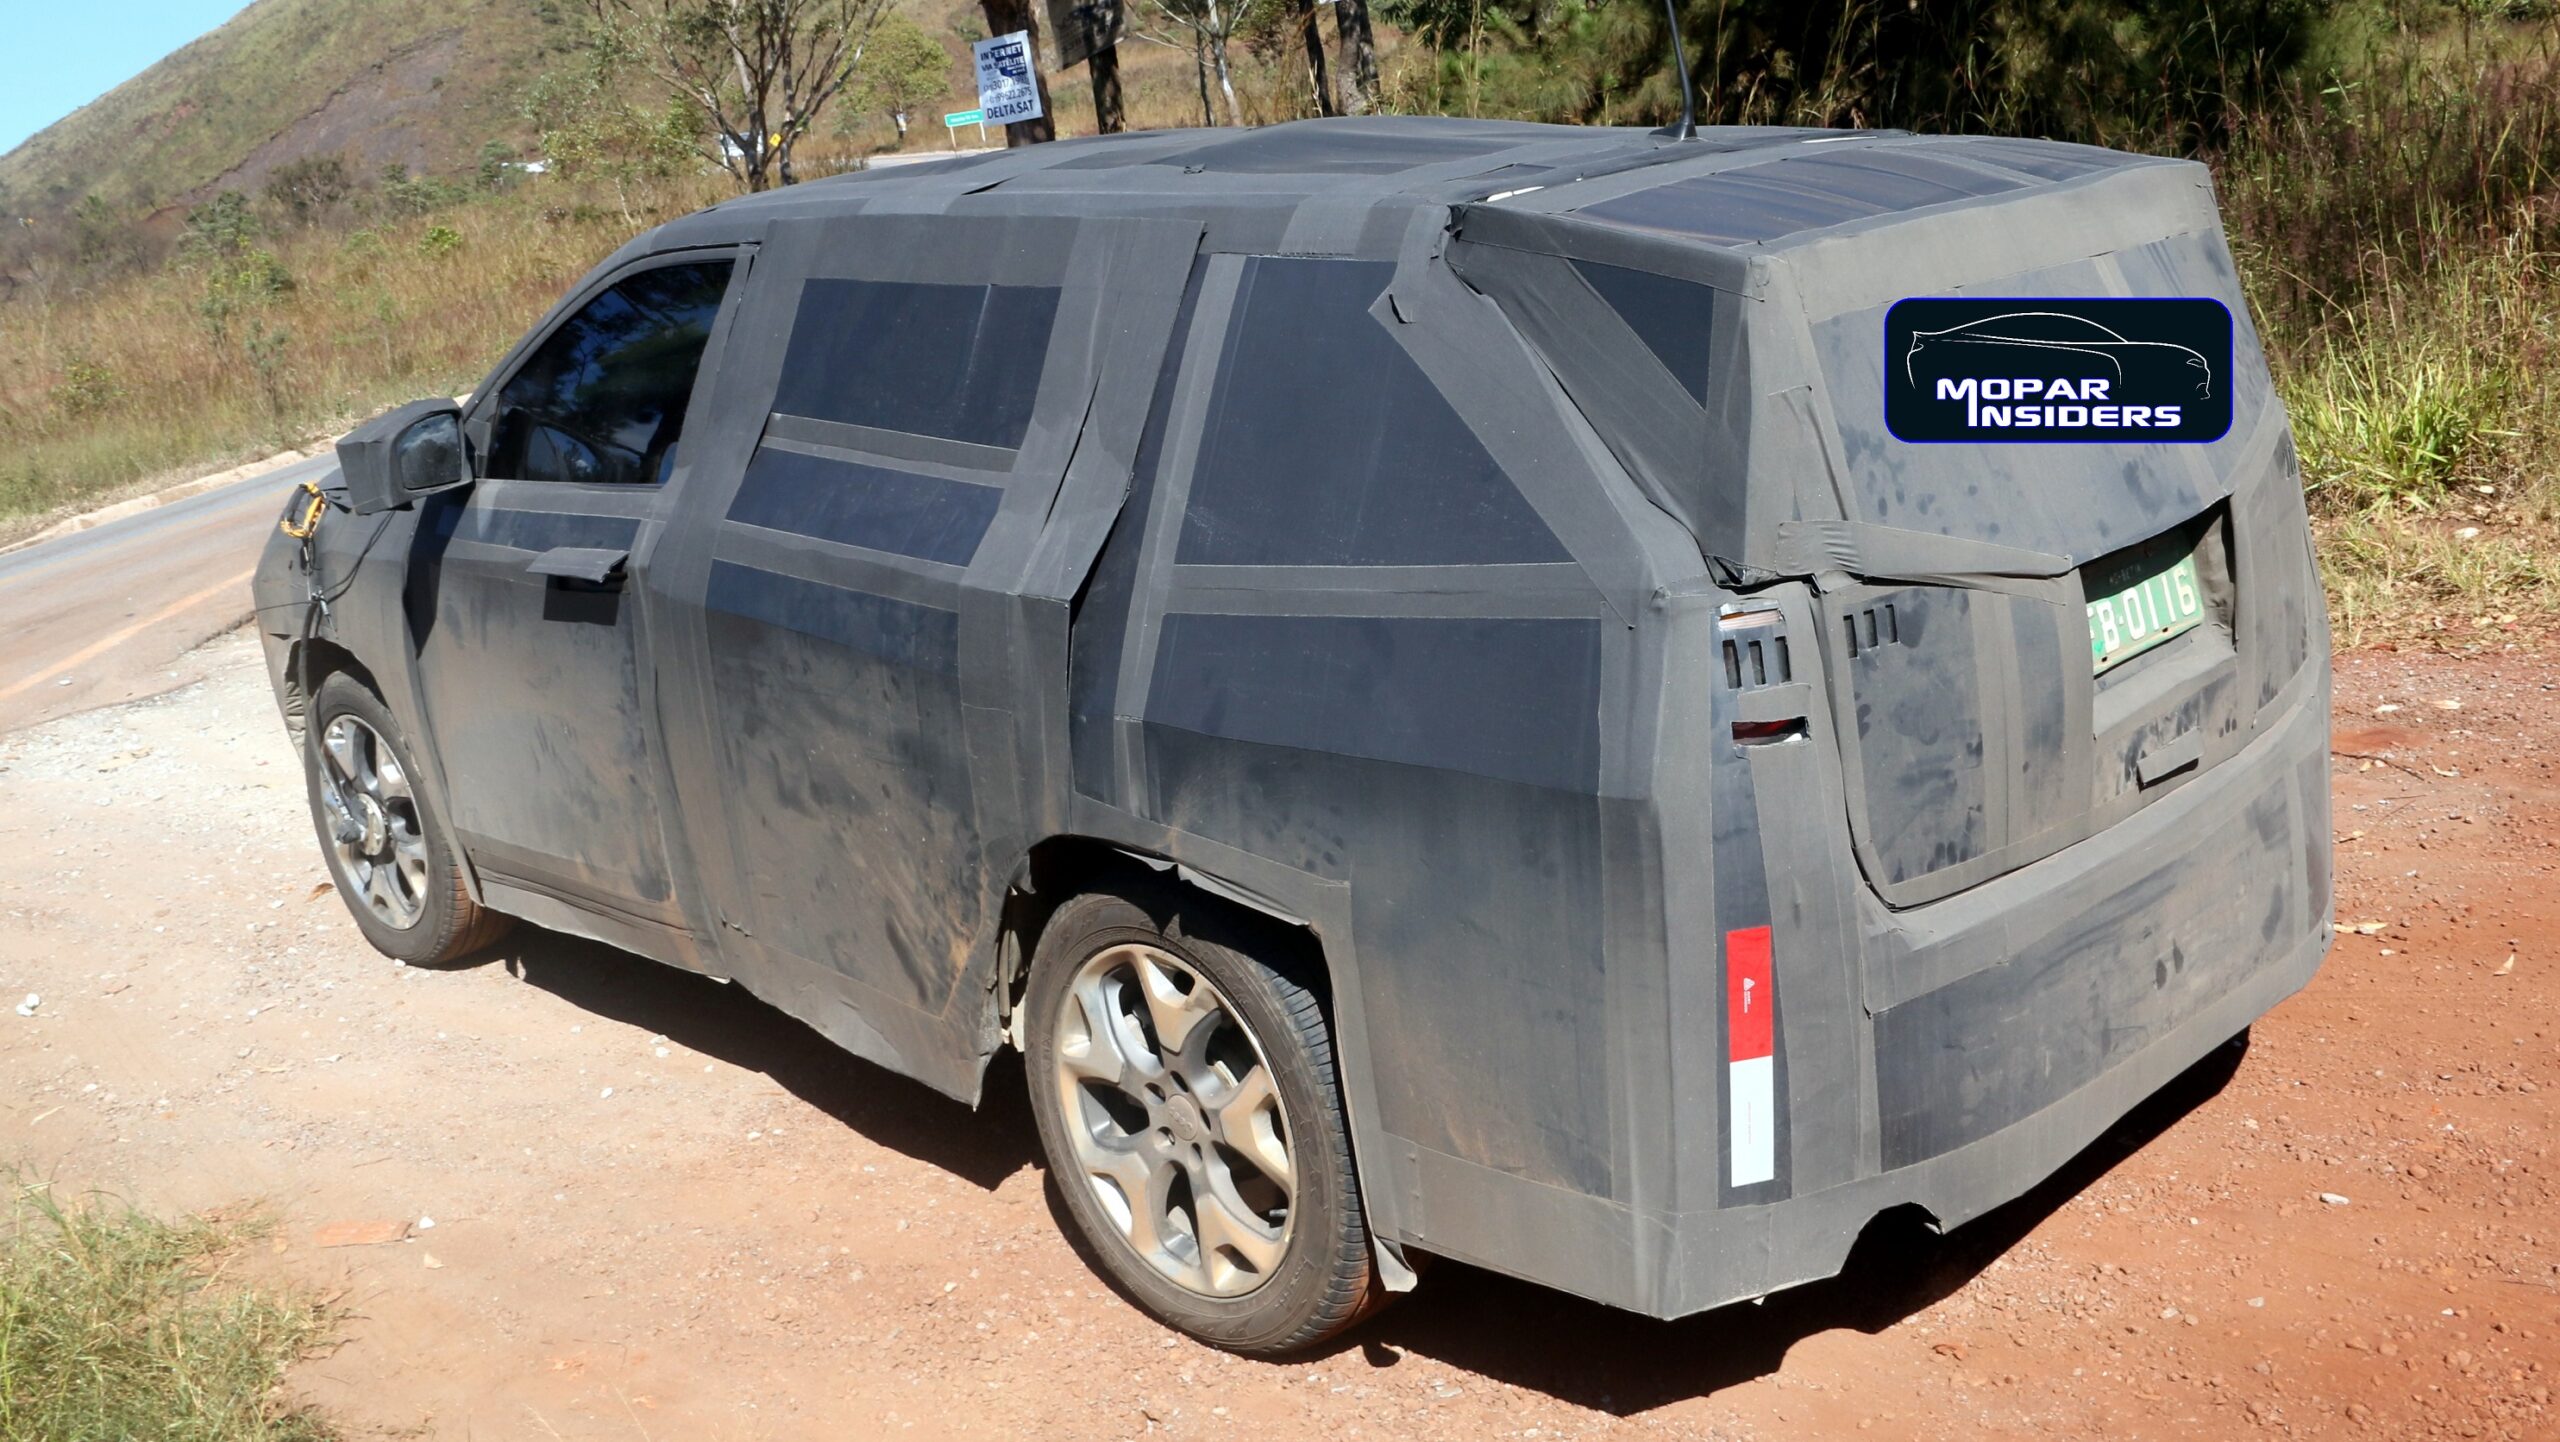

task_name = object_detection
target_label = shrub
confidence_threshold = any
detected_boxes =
[376,163,468,217]
[52,359,124,418]
[265,153,354,226]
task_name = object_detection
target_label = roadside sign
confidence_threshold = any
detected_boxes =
[972,30,1045,127]
[943,107,989,148]
[1046,0,1124,69]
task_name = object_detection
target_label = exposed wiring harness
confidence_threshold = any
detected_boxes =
[285,483,393,853]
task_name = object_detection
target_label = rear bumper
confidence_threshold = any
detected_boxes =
[1661,923,2319,1316]
[1393,661,2330,1319]
[1686,662,2329,1312]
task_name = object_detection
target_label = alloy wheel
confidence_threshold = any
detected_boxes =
[316,713,430,931]
[1050,943,1296,1298]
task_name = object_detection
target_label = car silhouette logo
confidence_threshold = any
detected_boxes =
[1904,310,2213,400]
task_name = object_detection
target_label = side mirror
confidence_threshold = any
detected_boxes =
[338,399,469,515]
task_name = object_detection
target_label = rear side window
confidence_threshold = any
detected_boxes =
[773,278,1061,449]
[488,261,732,486]
[1575,260,1715,408]
[1176,257,1566,567]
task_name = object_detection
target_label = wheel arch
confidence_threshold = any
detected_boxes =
[282,633,488,908]
[997,837,1328,1027]
[990,834,1422,1293]
[278,636,382,745]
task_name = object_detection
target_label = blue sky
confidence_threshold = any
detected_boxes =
[0,1,248,156]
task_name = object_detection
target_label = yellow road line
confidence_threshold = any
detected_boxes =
[0,567,259,701]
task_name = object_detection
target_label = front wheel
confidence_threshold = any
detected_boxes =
[1023,887,1389,1355]
[303,670,511,966]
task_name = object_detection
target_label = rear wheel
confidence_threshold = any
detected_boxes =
[303,671,510,966]
[1023,887,1389,1355]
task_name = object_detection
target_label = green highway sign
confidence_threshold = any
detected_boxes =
[945,108,985,126]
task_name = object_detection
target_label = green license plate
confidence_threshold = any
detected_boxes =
[2087,550,2204,674]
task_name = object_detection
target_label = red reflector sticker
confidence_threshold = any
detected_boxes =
[1727,925,1774,1062]
[1727,924,1776,1187]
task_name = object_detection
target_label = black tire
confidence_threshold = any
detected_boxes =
[1023,885,1391,1355]
[303,670,511,966]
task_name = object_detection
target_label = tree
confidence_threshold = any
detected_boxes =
[71,193,145,274]
[1292,0,1337,116]
[529,28,700,217]
[1377,0,2316,145]
[176,190,259,266]
[176,191,293,349]
[1331,0,1379,112]
[842,10,953,143]
[1147,0,1264,125]
[264,153,354,226]
[588,0,898,190]
[1089,41,1125,133]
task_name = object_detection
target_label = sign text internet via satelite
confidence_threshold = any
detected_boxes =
[973,31,1045,127]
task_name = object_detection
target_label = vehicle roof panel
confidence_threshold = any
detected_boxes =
[643,118,2162,258]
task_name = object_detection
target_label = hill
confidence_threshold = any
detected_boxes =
[0,0,578,223]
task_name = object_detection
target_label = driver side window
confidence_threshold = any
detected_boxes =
[487,260,733,486]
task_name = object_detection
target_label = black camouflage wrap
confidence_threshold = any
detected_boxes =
[253,117,2332,1318]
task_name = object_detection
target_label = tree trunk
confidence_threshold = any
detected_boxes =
[977,0,1058,144]
[1204,0,1242,127]
[1298,0,1337,117]
[1090,41,1125,133]
[1213,42,1242,127]
[1192,31,1214,125]
[1332,0,1379,113]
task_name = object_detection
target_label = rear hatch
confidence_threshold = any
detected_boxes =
[1795,228,2316,906]
[1452,140,2324,907]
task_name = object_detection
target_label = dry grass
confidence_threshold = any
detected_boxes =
[3,16,2555,646]
[0,177,725,530]
[2216,28,2560,647]
[0,1178,337,1440]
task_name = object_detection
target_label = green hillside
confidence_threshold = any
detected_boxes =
[0,0,577,222]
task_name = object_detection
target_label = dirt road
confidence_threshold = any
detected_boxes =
[0,630,2553,1440]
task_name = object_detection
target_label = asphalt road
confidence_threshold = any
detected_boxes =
[0,454,327,733]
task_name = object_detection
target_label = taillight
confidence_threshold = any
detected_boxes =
[1717,606,1790,689]
[1718,605,1806,747]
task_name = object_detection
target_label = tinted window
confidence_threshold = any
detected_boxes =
[1176,257,1566,567]
[727,448,1002,567]
[1575,260,1715,408]
[773,278,1060,448]
[489,261,732,486]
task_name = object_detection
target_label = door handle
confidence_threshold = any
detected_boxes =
[526,546,630,587]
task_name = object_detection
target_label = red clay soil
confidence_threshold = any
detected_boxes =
[0,629,2552,1440]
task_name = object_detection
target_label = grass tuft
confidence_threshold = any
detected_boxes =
[0,1178,338,1442]
[2289,326,2516,509]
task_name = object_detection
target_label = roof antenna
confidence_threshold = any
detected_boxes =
[1654,0,1698,141]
